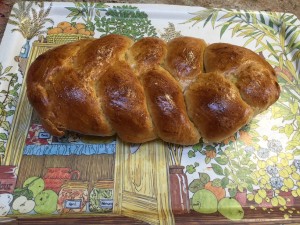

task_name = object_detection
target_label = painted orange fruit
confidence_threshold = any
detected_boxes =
[57,21,72,30]
[47,27,63,35]
[204,181,226,201]
[75,23,86,30]
[78,28,91,36]
[63,27,78,34]
[239,130,252,145]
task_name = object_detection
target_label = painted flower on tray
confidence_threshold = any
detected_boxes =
[267,139,283,153]
[294,159,300,170]
[244,146,254,154]
[270,177,284,189]
[257,148,269,159]
[266,165,279,176]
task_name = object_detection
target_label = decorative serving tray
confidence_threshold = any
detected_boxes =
[0,2,299,224]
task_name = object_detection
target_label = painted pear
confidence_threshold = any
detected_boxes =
[192,189,218,214]
[218,197,244,220]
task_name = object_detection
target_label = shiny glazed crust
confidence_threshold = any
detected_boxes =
[26,34,280,144]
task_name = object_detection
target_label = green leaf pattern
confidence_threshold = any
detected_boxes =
[95,5,157,40]
[183,8,300,219]
[0,63,21,155]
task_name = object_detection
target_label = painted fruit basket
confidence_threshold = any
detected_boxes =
[46,34,91,44]
[0,2,299,224]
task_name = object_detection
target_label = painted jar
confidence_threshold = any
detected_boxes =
[0,166,17,194]
[89,180,114,213]
[57,181,88,213]
[43,167,80,194]
[169,165,190,214]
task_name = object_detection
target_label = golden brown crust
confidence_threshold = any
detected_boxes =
[185,72,253,142]
[27,35,133,138]
[76,34,133,74]
[235,62,280,113]
[204,43,275,74]
[165,36,207,89]
[99,61,156,143]
[128,37,167,74]
[27,35,280,144]
[141,67,200,145]
[204,43,280,114]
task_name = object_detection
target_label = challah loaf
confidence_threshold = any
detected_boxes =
[26,34,280,145]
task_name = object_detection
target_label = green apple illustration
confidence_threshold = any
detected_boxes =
[12,196,35,214]
[218,197,244,220]
[23,177,45,197]
[192,189,218,214]
[0,194,13,216]
[34,190,58,214]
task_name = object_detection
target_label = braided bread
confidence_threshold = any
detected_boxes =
[26,34,280,145]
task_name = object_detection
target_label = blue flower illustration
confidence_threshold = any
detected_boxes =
[257,148,269,159]
[244,146,254,154]
[266,165,278,176]
[270,177,283,189]
[294,159,300,170]
[267,139,283,153]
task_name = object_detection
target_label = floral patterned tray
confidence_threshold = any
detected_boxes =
[0,2,300,224]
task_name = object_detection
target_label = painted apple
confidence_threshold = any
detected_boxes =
[218,197,244,220]
[0,194,13,216]
[23,177,44,197]
[0,193,13,216]
[12,196,35,214]
[0,203,10,216]
[0,193,13,205]
[34,190,58,214]
[192,189,218,214]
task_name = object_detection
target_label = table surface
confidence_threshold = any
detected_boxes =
[0,0,299,43]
